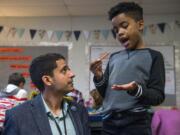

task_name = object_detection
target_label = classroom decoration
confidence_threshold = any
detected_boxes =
[29,29,37,39]
[83,30,91,40]
[47,30,54,40]
[157,23,166,33]
[74,31,81,41]
[55,31,63,41]
[65,31,72,41]
[16,28,25,38]
[0,20,179,41]
[101,29,109,40]
[0,26,3,33]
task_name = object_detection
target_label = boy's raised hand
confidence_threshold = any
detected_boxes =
[90,53,109,79]
[112,81,138,91]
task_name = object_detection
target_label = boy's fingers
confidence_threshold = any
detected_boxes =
[111,84,124,90]
[90,60,102,70]
[112,81,137,91]
[99,53,109,61]
[90,52,109,69]
[90,52,109,76]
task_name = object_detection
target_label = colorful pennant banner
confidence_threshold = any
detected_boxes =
[0,20,179,41]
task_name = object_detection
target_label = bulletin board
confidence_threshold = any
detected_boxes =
[0,46,68,92]
[90,45,176,106]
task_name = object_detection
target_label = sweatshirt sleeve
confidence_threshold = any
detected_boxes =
[138,50,165,105]
[93,62,109,98]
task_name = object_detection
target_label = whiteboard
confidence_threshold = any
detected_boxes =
[0,46,68,92]
[90,45,176,106]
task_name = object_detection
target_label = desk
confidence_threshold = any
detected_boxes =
[89,114,103,135]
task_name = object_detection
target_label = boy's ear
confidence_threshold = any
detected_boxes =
[42,75,53,86]
[138,20,144,31]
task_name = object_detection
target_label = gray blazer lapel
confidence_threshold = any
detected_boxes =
[30,95,52,135]
[68,104,83,135]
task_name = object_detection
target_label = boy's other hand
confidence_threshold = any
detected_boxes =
[112,81,138,91]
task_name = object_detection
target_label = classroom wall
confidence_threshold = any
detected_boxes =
[0,14,180,106]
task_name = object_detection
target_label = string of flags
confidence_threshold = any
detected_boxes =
[0,20,179,41]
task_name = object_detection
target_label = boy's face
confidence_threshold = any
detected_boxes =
[18,82,25,89]
[48,59,75,94]
[112,13,144,49]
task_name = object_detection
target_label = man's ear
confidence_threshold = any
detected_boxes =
[138,20,144,31]
[42,75,53,86]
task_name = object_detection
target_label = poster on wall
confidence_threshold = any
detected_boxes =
[90,45,176,106]
[0,46,68,93]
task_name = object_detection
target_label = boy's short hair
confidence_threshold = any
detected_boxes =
[29,53,65,92]
[108,2,143,21]
[8,72,25,86]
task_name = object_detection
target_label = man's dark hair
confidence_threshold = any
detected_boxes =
[108,2,143,21]
[8,72,25,86]
[29,53,65,92]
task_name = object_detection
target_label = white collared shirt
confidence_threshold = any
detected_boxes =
[41,95,76,135]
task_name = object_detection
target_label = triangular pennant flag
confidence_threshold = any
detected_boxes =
[55,31,63,40]
[30,29,37,39]
[111,29,116,39]
[0,26,3,33]
[47,30,54,40]
[168,22,175,31]
[7,27,17,37]
[94,30,100,40]
[3,26,10,37]
[157,23,166,33]
[65,31,72,41]
[74,31,81,41]
[38,29,46,39]
[83,30,90,40]
[16,28,25,38]
[6,27,11,37]
[3,26,9,37]
[11,28,17,37]
[101,29,109,40]
[149,24,157,34]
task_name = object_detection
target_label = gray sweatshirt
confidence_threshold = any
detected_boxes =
[94,48,165,113]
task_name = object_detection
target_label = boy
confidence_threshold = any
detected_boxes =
[3,53,90,135]
[90,2,165,135]
[0,72,27,133]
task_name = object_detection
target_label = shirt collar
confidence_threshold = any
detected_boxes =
[41,94,69,119]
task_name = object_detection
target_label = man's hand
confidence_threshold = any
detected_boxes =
[90,53,109,79]
[112,81,138,91]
